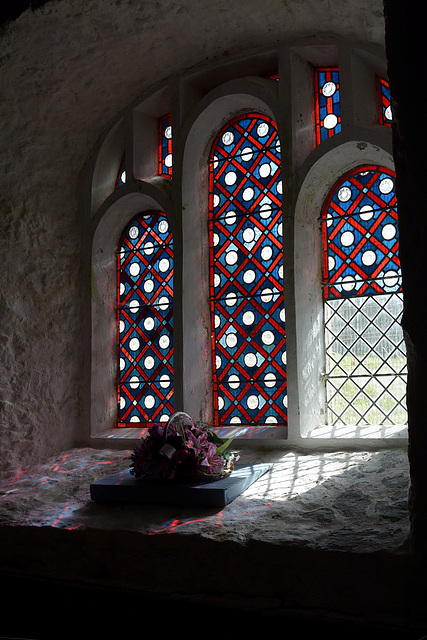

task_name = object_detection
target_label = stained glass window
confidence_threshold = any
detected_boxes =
[314,68,341,145]
[322,165,407,426]
[159,114,172,178]
[209,113,287,429]
[378,77,392,127]
[117,211,173,427]
[116,156,126,188]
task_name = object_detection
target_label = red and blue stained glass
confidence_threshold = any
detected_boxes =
[314,68,341,145]
[159,114,172,178]
[117,211,173,427]
[378,77,392,127]
[209,113,287,428]
[116,156,126,188]
[322,165,401,299]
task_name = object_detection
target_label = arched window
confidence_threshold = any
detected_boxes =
[208,113,286,428]
[117,211,174,427]
[321,165,407,427]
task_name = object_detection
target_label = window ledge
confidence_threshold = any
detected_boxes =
[0,445,411,629]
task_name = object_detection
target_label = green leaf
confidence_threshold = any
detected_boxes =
[215,436,236,456]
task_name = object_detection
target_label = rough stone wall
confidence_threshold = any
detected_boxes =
[0,0,387,475]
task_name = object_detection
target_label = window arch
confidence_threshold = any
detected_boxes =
[117,211,174,427]
[208,113,286,428]
[321,165,407,427]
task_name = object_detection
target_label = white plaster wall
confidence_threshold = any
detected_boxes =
[0,0,387,474]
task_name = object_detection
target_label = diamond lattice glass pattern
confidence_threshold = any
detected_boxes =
[322,166,407,426]
[117,212,173,427]
[209,113,287,428]
[315,68,341,145]
[159,114,172,178]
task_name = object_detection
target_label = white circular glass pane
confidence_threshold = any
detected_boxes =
[241,147,253,161]
[359,205,374,220]
[322,81,336,97]
[129,262,140,277]
[159,375,170,388]
[129,299,139,313]
[341,230,354,247]
[324,113,338,130]
[244,353,257,367]
[243,227,255,243]
[159,258,170,272]
[225,211,236,225]
[342,276,356,291]
[260,203,272,218]
[243,311,255,325]
[259,163,271,178]
[383,270,399,287]
[243,269,256,284]
[144,317,155,330]
[222,131,234,146]
[225,171,237,186]
[379,177,394,194]
[262,330,275,345]
[225,293,237,306]
[144,356,155,369]
[158,296,169,310]
[159,335,170,349]
[243,187,254,201]
[228,374,240,389]
[264,372,276,388]
[226,333,238,348]
[261,288,273,302]
[338,186,352,202]
[129,226,139,239]
[247,395,259,409]
[257,122,269,137]
[144,395,155,409]
[382,223,396,240]
[144,279,154,293]
[261,246,273,261]
[129,337,140,351]
[129,376,140,390]
[225,250,238,265]
[361,250,376,266]
[158,220,169,234]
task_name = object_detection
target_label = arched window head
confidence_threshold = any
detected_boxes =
[321,165,406,427]
[208,113,287,429]
[117,211,173,427]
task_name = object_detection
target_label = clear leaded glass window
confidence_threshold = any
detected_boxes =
[117,211,174,427]
[314,68,341,145]
[208,113,287,429]
[322,165,407,426]
[159,114,172,178]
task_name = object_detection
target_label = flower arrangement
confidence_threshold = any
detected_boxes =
[130,412,240,482]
